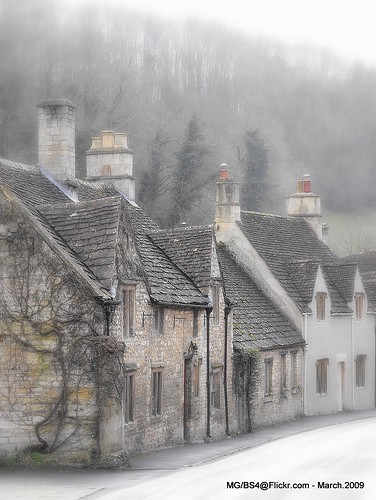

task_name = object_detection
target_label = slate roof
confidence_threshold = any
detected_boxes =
[343,251,376,310]
[149,226,214,291]
[239,211,353,314]
[0,159,71,210]
[0,158,207,308]
[38,197,121,291]
[218,245,304,352]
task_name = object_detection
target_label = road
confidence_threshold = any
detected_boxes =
[98,419,376,500]
[1,418,375,499]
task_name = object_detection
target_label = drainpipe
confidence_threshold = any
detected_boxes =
[206,307,212,439]
[374,326,376,408]
[223,305,231,436]
[303,313,308,415]
[351,316,355,410]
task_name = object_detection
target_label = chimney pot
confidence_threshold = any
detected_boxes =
[303,174,312,193]
[219,169,229,180]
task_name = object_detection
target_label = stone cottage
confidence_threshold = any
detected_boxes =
[0,100,235,465]
[215,169,376,418]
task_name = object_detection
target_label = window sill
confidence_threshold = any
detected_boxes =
[264,395,273,403]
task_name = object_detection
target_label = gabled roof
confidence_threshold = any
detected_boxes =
[218,245,304,352]
[149,226,214,291]
[0,158,208,309]
[343,251,376,310]
[138,234,208,307]
[38,197,121,291]
[239,211,354,313]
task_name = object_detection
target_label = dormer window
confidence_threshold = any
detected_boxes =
[316,293,327,321]
[355,293,365,320]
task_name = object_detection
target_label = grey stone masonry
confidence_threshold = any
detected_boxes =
[86,131,135,201]
[38,99,76,180]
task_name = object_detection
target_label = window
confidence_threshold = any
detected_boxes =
[281,354,287,390]
[356,355,366,388]
[210,366,222,408]
[123,286,135,337]
[124,373,135,423]
[291,352,298,387]
[212,284,220,323]
[316,359,329,394]
[153,308,164,334]
[152,369,163,416]
[316,293,327,321]
[355,293,365,320]
[264,358,273,396]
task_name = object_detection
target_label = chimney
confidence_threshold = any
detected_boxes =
[215,165,240,230]
[37,99,76,180]
[286,174,328,241]
[85,130,135,201]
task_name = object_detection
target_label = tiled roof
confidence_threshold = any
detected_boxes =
[239,211,353,313]
[0,158,207,308]
[0,159,71,210]
[38,197,121,290]
[343,252,376,310]
[138,234,209,307]
[149,226,214,291]
[218,245,304,352]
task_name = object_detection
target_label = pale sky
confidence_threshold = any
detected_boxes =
[74,0,376,66]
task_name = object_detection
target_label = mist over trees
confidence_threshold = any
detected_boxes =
[1,0,376,230]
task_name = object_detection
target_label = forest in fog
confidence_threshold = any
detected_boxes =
[1,0,376,237]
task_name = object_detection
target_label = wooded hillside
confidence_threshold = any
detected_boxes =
[1,0,376,230]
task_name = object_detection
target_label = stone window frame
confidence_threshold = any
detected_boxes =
[355,355,366,388]
[122,284,136,337]
[355,293,365,321]
[151,368,163,416]
[316,358,329,395]
[124,370,136,423]
[290,351,298,389]
[315,292,327,321]
[152,307,164,335]
[280,353,287,391]
[264,358,273,396]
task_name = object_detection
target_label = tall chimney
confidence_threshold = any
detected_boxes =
[37,99,76,180]
[215,166,240,230]
[286,174,328,241]
[85,130,135,201]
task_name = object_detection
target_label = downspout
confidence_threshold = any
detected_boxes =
[303,313,308,416]
[206,307,212,439]
[374,325,376,408]
[351,316,355,410]
[223,305,231,436]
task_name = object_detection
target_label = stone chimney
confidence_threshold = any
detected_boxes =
[37,99,76,180]
[286,174,328,242]
[85,131,135,201]
[215,166,240,230]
